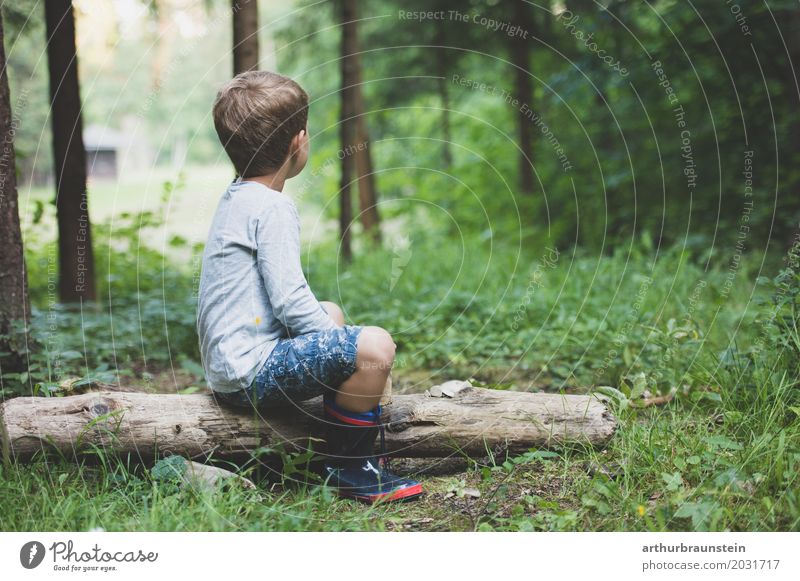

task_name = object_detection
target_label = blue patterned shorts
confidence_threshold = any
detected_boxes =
[215,324,363,409]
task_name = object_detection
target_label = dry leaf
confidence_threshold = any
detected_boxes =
[440,380,472,398]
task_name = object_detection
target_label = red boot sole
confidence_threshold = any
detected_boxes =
[337,483,424,505]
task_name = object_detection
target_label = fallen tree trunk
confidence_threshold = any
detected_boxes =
[0,384,616,464]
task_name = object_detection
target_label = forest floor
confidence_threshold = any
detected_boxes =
[1,358,798,532]
[2,216,799,531]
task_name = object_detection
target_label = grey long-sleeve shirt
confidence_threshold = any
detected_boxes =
[196,179,336,393]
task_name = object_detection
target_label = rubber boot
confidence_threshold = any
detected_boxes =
[320,392,423,504]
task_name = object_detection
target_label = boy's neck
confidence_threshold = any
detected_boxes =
[243,172,286,192]
[241,152,304,192]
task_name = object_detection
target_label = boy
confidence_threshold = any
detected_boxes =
[197,71,423,504]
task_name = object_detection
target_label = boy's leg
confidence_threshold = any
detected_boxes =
[314,321,419,503]
[334,327,395,412]
[319,301,345,326]
[320,301,393,414]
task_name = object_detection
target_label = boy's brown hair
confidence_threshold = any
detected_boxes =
[213,71,308,177]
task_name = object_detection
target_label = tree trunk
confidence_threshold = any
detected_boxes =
[781,5,800,246]
[0,14,32,373]
[432,20,454,169]
[338,1,355,262]
[512,0,535,195]
[341,0,381,245]
[338,135,354,263]
[151,0,173,90]
[437,76,453,168]
[0,386,616,464]
[232,0,259,75]
[44,0,96,303]
[354,116,381,244]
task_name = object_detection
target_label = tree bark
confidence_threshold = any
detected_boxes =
[232,0,259,75]
[437,76,453,168]
[0,386,616,464]
[512,0,535,195]
[432,19,454,169]
[338,136,354,263]
[0,13,32,372]
[44,0,96,303]
[338,0,356,261]
[354,116,381,244]
[151,0,173,90]
[338,1,355,262]
[341,0,381,245]
[781,5,800,247]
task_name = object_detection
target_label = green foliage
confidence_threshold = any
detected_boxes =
[150,455,188,483]
[0,455,381,532]
[2,192,799,531]
[3,0,800,532]
[271,0,800,249]
[4,178,202,399]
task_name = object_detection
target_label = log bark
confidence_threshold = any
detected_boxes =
[0,385,616,464]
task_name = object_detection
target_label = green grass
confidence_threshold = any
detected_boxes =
[2,197,799,531]
[20,164,335,254]
[0,458,384,532]
[2,371,797,531]
[21,164,233,232]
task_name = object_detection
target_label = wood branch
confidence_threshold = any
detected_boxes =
[630,387,678,408]
[630,393,675,408]
[0,385,616,464]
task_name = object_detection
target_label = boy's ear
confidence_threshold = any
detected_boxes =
[290,128,306,151]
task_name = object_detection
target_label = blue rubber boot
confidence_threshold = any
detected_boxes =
[320,393,423,504]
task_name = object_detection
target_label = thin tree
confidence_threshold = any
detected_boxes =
[338,1,355,262]
[356,0,467,170]
[782,4,800,246]
[150,1,173,90]
[233,0,260,75]
[432,14,454,168]
[0,12,32,373]
[511,0,535,195]
[45,0,96,302]
[340,0,381,246]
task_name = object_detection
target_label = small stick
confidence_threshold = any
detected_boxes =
[631,392,675,408]
[380,373,393,406]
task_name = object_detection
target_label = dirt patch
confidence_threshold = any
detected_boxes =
[118,364,203,395]
[392,366,588,395]
[379,460,586,531]
[114,363,588,398]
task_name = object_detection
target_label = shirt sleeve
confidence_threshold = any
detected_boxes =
[256,197,336,336]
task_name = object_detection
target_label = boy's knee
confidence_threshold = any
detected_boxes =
[359,326,396,371]
[320,301,345,326]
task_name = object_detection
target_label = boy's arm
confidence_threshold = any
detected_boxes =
[256,197,337,336]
